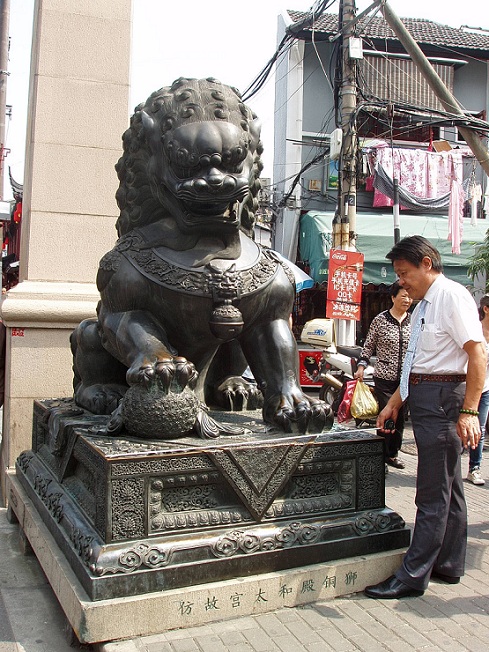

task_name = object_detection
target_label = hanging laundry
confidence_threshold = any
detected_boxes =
[371,146,467,252]
[373,164,451,210]
[427,150,451,197]
[446,151,464,253]
[469,183,482,226]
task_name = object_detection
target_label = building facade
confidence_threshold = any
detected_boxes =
[273,7,489,340]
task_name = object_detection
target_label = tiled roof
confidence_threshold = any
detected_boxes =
[287,10,489,53]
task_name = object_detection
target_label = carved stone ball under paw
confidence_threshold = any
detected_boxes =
[120,381,200,439]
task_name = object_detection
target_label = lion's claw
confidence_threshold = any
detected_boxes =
[106,404,124,435]
[215,376,263,411]
[310,399,334,432]
[128,357,198,392]
[265,395,333,435]
[154,360,175,386]
[273,407,296,433]
[294,401,311,433]
[173,358,198,389]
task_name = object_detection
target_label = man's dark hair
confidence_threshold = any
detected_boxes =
[386,235,443,272]
[478,294,489,320]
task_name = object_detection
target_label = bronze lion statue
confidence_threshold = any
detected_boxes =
[71,77,331,438]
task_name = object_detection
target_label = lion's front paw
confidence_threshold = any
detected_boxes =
[265,395,333,434]
[127,357,198,391]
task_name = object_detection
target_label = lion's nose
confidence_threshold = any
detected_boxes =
[206,167,226,187]
[193,170,237,194]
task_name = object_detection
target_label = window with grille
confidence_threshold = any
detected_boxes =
[360,54,454,112]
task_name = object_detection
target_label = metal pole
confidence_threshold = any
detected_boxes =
[393,178,400,243]
[382,1,489,177]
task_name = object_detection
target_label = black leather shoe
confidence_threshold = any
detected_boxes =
[386,457,405,469]
[430,570,461,584]
[365,575,424,599]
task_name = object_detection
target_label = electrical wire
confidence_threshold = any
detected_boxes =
[280,149,330,207]
[242,0,336,102]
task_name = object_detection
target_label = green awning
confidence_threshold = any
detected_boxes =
[300,211,488,285]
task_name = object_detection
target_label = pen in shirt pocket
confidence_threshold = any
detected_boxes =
[421,318,425,330]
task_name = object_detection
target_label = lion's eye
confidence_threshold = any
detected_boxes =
[227,145,249,169]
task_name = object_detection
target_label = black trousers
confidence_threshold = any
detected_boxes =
[374,377,404,459]
[395,380,467,590]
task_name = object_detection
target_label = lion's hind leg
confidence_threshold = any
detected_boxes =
[71,319,128,415]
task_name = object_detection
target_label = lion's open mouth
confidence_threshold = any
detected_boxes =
[181,200,239,225]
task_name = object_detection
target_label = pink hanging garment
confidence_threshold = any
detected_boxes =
[397,148,428,209]
[447,152,464,254]
[373,146,393,207]
[427,151,452,198]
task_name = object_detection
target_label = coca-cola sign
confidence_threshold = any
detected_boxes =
[326,249,364,320]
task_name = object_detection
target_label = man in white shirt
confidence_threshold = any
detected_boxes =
[365,235,486,599]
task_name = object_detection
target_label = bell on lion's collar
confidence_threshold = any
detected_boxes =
[209,300,244,340]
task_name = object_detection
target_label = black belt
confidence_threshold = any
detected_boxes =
[409,373,466,385]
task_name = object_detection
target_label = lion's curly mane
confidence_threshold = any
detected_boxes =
[114,77,264,239]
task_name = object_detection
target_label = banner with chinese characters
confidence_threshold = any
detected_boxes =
[326,249,364,320]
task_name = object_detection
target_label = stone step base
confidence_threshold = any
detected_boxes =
[7,470,406,645]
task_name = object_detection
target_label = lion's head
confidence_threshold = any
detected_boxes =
[115,77,264,240]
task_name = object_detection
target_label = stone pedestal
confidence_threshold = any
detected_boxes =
[6,469,407,643]
[9,400,409,623]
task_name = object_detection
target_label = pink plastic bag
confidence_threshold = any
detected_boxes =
[337,379,358,423]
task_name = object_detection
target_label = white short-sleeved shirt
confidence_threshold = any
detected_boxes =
[412,274,484,375]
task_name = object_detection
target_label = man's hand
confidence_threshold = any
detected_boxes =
[376,405,398,433]
[457,412,481,450]
[376,386,403,433]
[458,339,486,448]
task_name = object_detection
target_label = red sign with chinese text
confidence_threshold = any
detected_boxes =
[326,249,364,321]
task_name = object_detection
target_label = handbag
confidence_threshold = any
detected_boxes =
[350,380,379,419]
[337,379,358,423]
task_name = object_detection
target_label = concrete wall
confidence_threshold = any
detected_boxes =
[0,0,132,501]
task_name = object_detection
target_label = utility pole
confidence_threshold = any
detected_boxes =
[335,0,358,346]
[339,0,358,253]
[0,0,9,200]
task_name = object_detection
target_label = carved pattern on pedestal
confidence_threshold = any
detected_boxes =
[17,451,34,472]
[91,542,173,576]
[71,527,94,564]
[353,510,405,536]
[110,455,214,475]
[357,455,384,510]
[209,443,310,519]
[212,522,321,558]
[112,478,145,540]
[148,473,252,533]
[33,474,64,522]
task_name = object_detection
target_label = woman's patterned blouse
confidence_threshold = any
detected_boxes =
[358,309,412,382]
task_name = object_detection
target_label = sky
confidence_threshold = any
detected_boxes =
[4,0,489,200]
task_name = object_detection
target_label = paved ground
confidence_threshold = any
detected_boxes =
[1,425,489,651]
